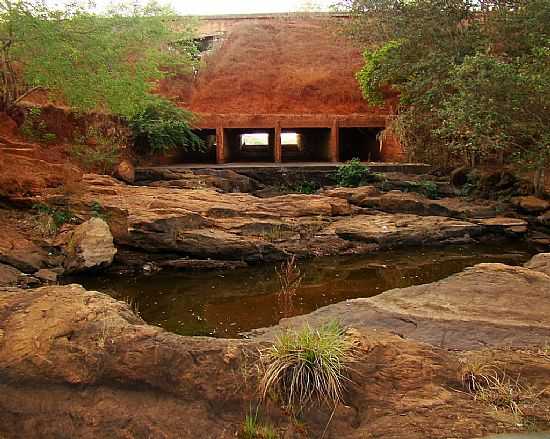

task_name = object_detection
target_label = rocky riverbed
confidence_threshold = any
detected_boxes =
[1,163,549,284]
[0,254,549,438]
[0,166,549,438]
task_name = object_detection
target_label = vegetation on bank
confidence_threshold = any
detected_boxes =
[0,1,202,156]
[335,158,385,187]
[346,0,549,191]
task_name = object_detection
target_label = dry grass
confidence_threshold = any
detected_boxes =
[259,321,355,414]
[459,354,546,419]
[189,17,388,115]
[241,411,278,439]
[276,255,304,318]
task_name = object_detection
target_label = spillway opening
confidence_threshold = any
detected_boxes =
[339,127,383,162]
[281,128,331,162]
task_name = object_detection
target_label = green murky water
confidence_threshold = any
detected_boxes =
[71,243,533,338]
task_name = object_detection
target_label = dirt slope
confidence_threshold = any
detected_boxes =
[186,17,391,115]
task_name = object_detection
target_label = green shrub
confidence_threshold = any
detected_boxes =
[128,99,204,154]
[406,180,439,199]
[335,158,370,187]
[259,321,354,413]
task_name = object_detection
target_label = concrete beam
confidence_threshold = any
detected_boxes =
[194,113,390,130]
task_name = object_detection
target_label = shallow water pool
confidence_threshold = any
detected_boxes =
[70,243,533,337]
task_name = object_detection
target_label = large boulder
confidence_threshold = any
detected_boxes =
[114,159,135,184]
[325,189,498,218]
[63,217,117,273]
[0,263,29,287]
[41,175,531,265]
[524,253,550,277]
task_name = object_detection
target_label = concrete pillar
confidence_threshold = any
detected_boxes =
[274,122,282,163]
[216,126,225,164]
[330,119,340,162]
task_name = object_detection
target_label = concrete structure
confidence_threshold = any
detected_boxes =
[191,113,402,165]
[170,13,403,165]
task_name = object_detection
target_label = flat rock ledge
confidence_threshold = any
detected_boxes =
[41,175,530,267]
[1,254,549,438]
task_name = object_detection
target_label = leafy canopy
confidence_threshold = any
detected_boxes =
[0,0,198,117]
[346,0,550,179]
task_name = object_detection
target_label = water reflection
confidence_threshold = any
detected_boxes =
[71,243,532,338]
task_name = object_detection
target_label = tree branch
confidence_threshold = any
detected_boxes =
[12,86,44,106]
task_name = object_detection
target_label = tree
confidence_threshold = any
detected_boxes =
[347,0,550,183]
[0,0,198,118]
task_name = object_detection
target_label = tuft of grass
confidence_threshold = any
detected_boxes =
[460,355,498,393]
[241,412,278,439]
[259,321,355,413]
[460,356,544,419]
[124,297,141,317]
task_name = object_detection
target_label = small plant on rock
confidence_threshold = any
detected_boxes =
[259,321,355,414]
[32,203,76,236]
[459,355,544,419]
[241,411,278,439]
[276,255,304,318]
[293,181,318,194]
[335,158,370,187]
[90,201,110,221]
[406,180,439,199]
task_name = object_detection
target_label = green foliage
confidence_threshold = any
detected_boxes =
[349,0,550,176]
[0,1,198,117]
[90,201,110,221]
[32,203,76,236]
[279,180,319,194]
[335,158,370,187]
[128,99,204,154]
[259,321,354,413]
[356,40,403,105]
[241,412,278,439]
[20,108,57,143]
[406,180,439,199]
